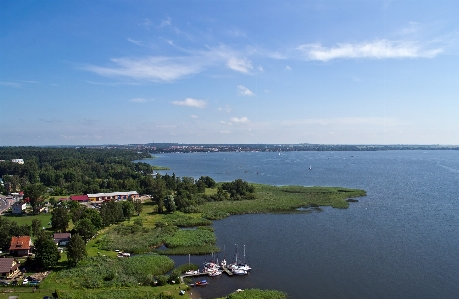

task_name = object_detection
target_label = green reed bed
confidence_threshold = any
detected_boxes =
[161,212,212,227]
[46,255,174,289]
[163,226,216,248]
[199,184,366,218]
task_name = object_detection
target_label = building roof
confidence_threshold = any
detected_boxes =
[9,236,32,251]
[53,233,71,240]
[87,191,138,197]
[0,258,18,273]
[70,195,89,201]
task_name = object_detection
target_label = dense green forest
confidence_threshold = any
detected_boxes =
[0,146,256,219]
[0,147,153,195]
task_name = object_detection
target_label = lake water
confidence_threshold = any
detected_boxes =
[145,150,459,299]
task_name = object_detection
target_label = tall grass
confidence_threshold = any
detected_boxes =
[198,185,366,217]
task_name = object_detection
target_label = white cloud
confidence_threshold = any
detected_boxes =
[285,65,292,71]
[226,57,253,73]
[130,98,148,103]
[171,98,207,108]
[237,85,255,96]
[82,45,255,82]
[82,56,203,82]
[220,130,231,134]
[296,39,443,61]
[156,124,177,128]
[190,115,199,119]
[230,116,250,123]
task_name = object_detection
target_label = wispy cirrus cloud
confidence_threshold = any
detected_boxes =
[296,39,443,61]
[237,85,255,96]
[171,98,207,108]
[81,45,254,82]
[226,57,253,73]
[82,56,203,82]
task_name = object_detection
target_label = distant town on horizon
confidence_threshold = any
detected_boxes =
[3,143,458,153]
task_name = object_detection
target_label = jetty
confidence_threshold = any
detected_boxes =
[221,265,233,276]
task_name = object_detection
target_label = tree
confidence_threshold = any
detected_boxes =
[23,183,47,214]
[73,218,96,243]
[151,176,166,213]
[66,234,87,267]
[51,206,70,232]
[82,208,103,229]
[31,219,42,236]
[121,200,134,221]
[34,234,60,269]
[133,198,143,216]
[164,195,176,213]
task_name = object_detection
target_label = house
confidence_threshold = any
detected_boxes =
[70,195,89,202]
[11,202,27,215]
[9,236,33,257]
[0,258,20,279]
[53,233,71,246]
[87,191,139,201]
[11,159,24,164]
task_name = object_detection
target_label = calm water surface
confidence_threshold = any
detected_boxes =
[145,151,459,299]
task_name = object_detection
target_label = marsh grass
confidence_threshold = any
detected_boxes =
[199,184,366,217]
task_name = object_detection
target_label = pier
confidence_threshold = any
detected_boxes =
[221,265,233,276]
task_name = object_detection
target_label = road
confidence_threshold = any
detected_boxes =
[0,196,12,214]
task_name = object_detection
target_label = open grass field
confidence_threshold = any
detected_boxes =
[2,213,52,227]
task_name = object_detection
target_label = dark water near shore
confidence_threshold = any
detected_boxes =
[146,151,459,299]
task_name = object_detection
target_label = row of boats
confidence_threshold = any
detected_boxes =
[186,258,252,277]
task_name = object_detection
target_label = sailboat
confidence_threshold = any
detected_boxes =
[230,244,250,274]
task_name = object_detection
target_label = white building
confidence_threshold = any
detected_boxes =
[11,159,24,164]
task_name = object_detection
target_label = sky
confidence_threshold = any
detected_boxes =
[1,0,459,146]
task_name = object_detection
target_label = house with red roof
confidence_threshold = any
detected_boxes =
[70,195,89,202]
[9,236,33,257]
[0,258,20,279]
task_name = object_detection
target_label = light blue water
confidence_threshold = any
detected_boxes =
[145,150,459,299]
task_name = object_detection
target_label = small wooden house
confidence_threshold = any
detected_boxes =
[0,258,20,279]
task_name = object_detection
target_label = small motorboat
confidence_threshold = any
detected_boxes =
[195,280,208,286]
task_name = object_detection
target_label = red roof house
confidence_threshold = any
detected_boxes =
[9,236,33,257]
[70,195,89,202]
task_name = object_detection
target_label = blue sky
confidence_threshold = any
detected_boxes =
[1,0,458,146]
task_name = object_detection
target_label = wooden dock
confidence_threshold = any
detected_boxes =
[221,265,233,276]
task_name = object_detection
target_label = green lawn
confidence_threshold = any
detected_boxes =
[2,213,52,227]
